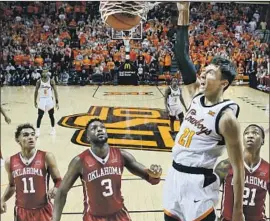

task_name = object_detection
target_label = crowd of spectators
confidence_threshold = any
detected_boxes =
[0,2,269,91]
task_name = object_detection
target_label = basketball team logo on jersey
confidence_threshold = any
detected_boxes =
[58,106,178,151]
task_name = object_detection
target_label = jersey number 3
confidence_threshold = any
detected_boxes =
[178,128,195,148]
[101,179,113,197]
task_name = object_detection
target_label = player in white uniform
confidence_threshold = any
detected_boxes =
[163,3,244,221]
[34,70,59,136]
[165,77,187,132]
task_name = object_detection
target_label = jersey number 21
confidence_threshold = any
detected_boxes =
[178,128,195,148]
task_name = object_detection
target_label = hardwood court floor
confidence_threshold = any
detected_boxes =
[1,85,269,221]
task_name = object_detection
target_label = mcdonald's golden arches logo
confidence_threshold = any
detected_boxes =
[124,63,131,70]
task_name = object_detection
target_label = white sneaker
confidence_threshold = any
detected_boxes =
[1,159,5,167]
[36,129,40,137]
[50,128,56,135]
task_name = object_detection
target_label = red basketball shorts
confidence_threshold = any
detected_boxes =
[14,203,53,221]
[83,207,132,221]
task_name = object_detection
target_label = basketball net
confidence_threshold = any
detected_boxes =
[100,1,161,52]
[99,1,160,26]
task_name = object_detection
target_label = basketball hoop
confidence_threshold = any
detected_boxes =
[99,1,160,26]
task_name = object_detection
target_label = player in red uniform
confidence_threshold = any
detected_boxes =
[215,124,269,221]
[53,118,162,221]
[0,123,62,221]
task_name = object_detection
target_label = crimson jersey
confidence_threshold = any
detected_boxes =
[10,150,51,209]
[79,147,125,217]
[222,159,270,221]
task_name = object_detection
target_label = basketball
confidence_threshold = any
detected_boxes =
[105,13,141,31]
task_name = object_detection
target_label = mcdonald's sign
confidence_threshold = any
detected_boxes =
[124,63,131,70]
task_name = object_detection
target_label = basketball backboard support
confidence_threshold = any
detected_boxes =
[111,22,143,40]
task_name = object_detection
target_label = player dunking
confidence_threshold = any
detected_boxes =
[215,124,269,221]
[0,123,62,221]
[163,3,244,221]
[53,118,162,221]
[34,70,59,136]
[164,77,187,132]
[0,105,11,166]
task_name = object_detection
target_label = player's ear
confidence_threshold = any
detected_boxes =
[221,79,229,89]
[86,132,90,142]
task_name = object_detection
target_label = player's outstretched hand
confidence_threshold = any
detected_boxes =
[145,164,162,185]
[177,2,190,11]
[56,103,59,110]
[48,187,57,199]
[34,101,38,108]
[0,201,7,214]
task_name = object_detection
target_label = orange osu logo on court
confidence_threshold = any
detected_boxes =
[58,106,178,151]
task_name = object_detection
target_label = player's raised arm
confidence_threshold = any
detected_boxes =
[0,158,15,214]
[175,2,199,97]
[214,159,231,185]
[120,150,162,185]
[219,110,244,221]
[53,156,82,221]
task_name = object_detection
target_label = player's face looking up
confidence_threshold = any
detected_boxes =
[243,126,264,150]
[16,128,37,149]
[200,64,229,97]
[86,121,108,144]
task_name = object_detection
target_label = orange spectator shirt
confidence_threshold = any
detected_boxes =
[35,57,44,66]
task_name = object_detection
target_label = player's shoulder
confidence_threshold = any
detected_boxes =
[260,158,270,170]
[191,92,203,102]
[9,152,21,161]
[165,86,171,94]
[50,78,55,84]
[78,149,91,159]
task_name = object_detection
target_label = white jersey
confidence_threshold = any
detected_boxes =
[167,86,181,107]
[172,93,239,169]
[39,78,52,98]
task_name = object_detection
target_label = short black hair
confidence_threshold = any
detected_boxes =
[15,123,35,139]
[85,118,103,130]
[210,56,237,90]
[244,124,265,140]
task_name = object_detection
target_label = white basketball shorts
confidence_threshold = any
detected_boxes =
[168,105,182,117]
[163,164,220,221]
[38,97,54,112]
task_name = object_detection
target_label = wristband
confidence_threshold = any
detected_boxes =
[53,178,62,188]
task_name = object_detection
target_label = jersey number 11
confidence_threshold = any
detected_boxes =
[22,177,36,193]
